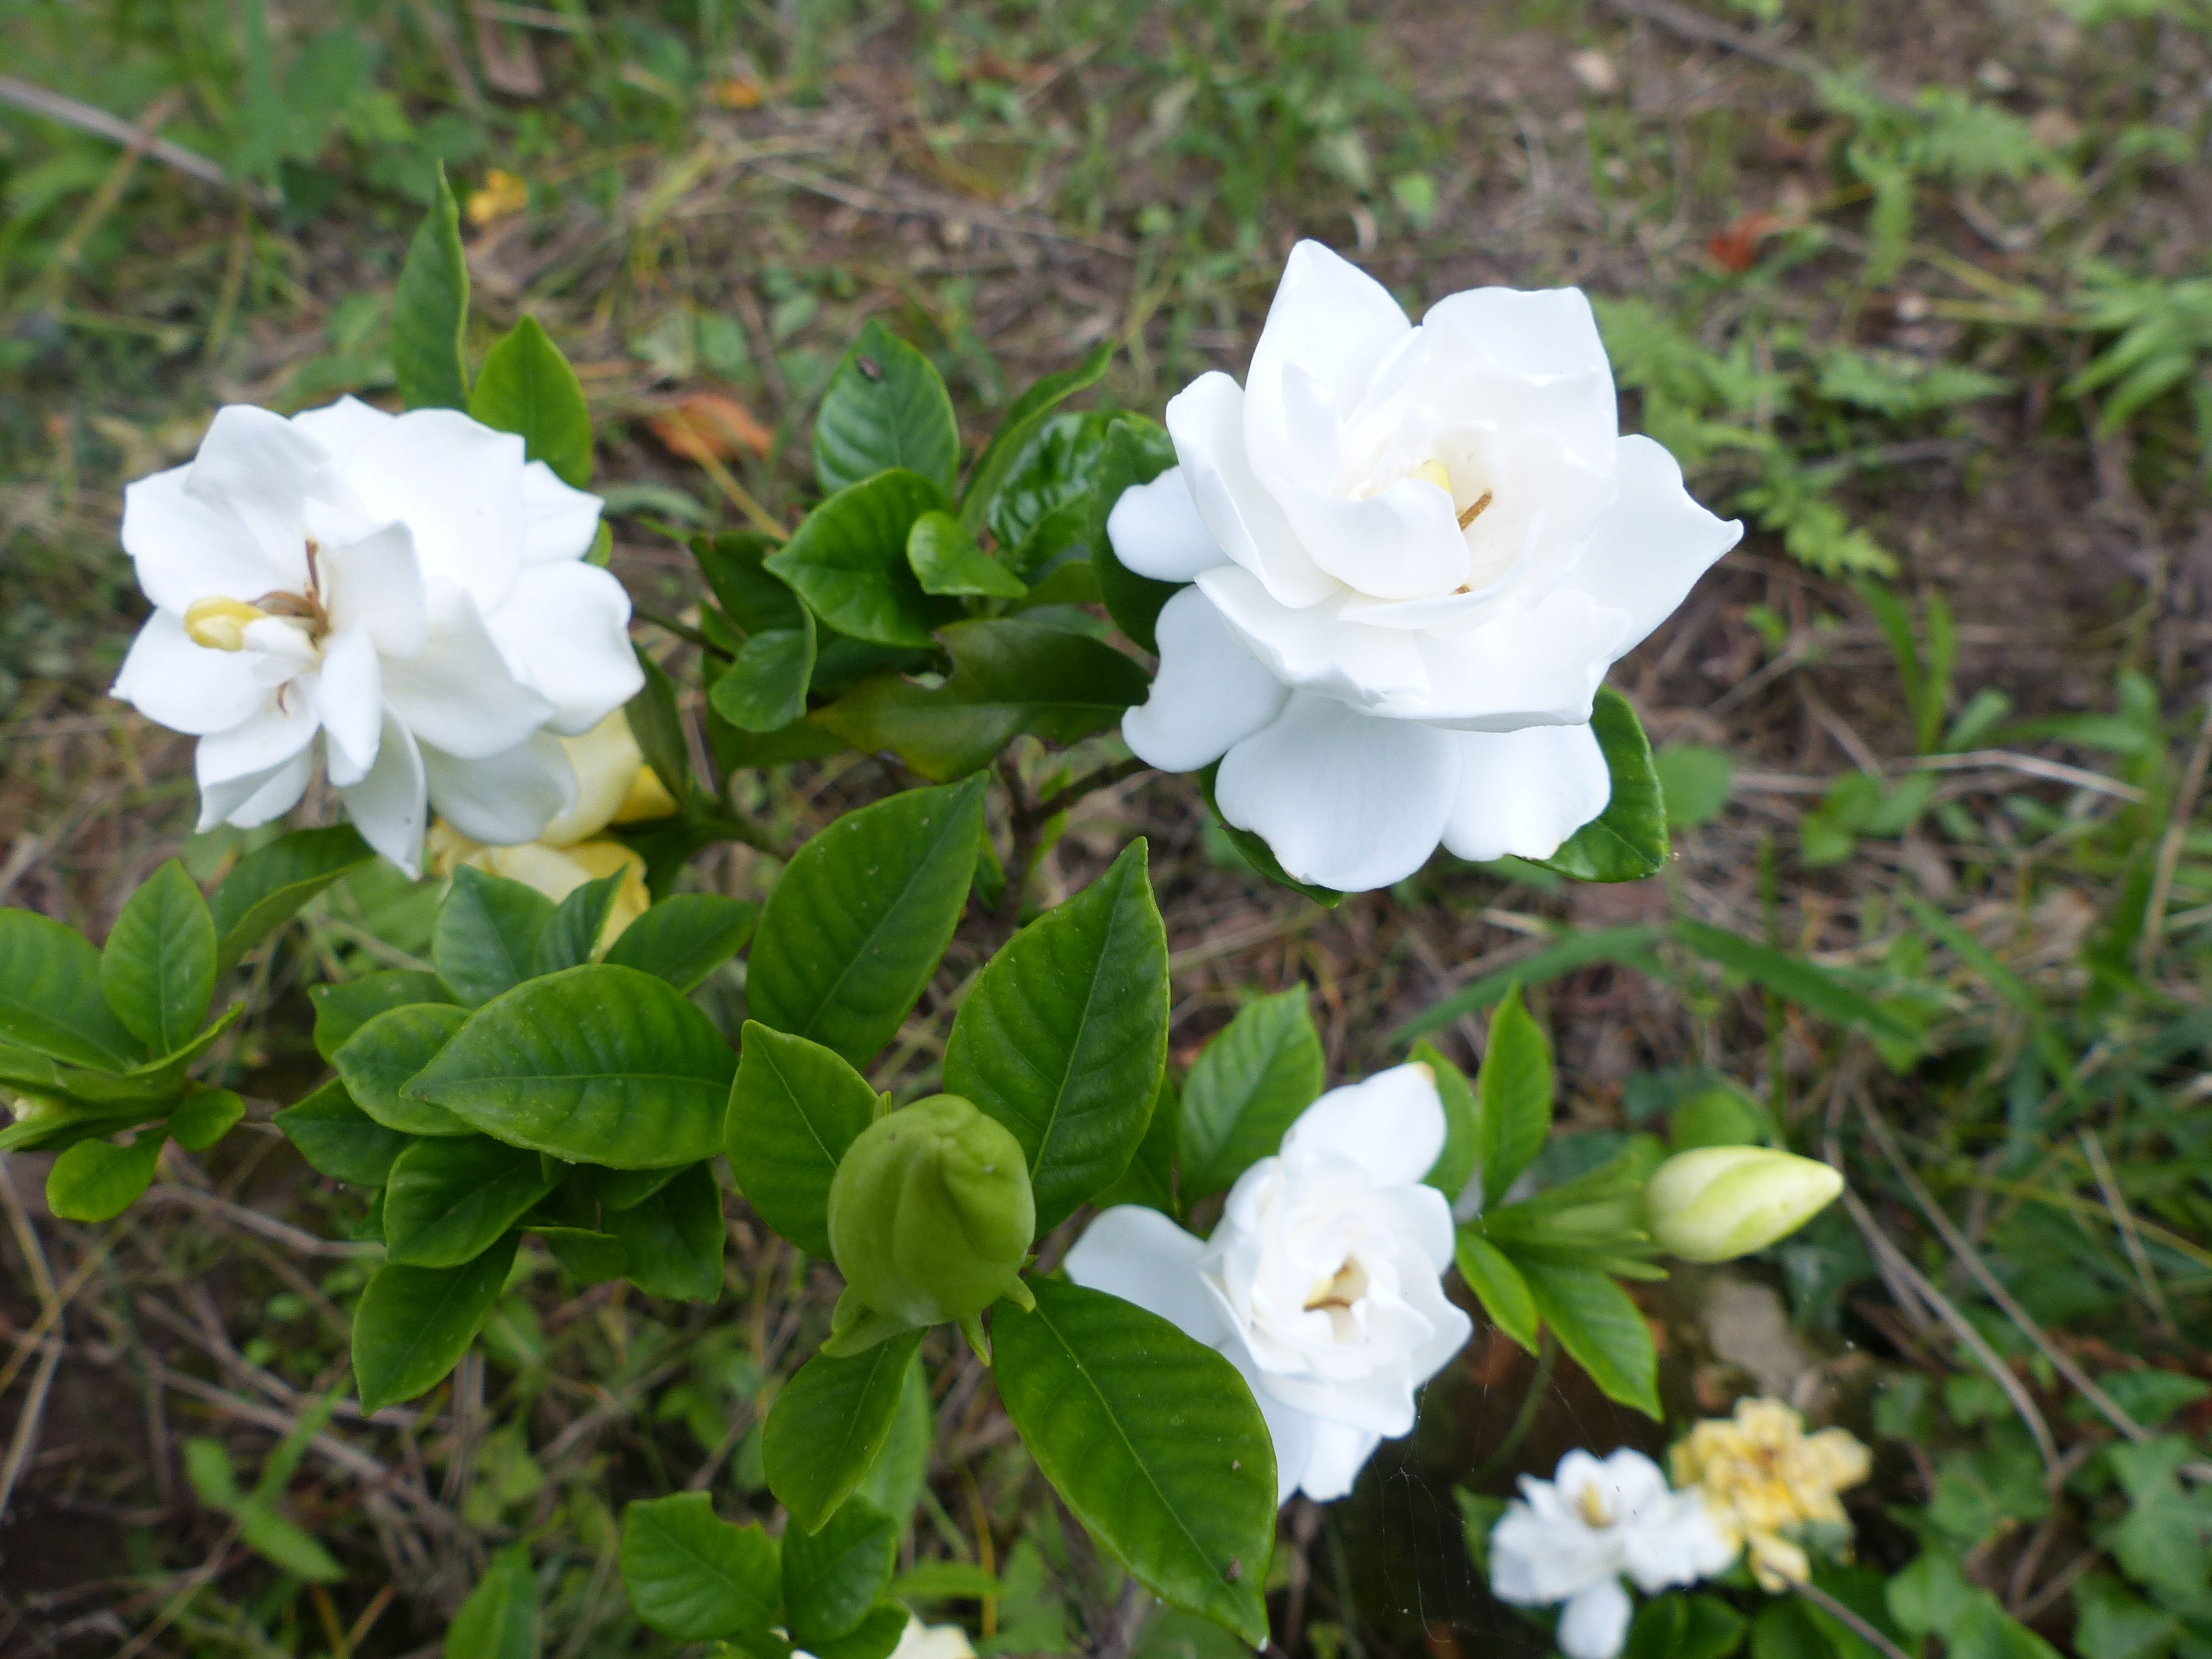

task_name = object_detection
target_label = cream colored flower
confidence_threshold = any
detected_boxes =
[797,1617,973,1659]
[1670,1398,1870,1590]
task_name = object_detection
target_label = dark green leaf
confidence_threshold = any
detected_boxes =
[1088,415,1182,654]
[1418,1042,1479,1198]
[1627,1595,1749,1659]
[907,510,1026,598]
[958,342,1112,534]
[0,907,142,1068]
[765,471,957,648]
[469,314,593,486]
[628,646,695,805]
[208,825,374,973]
[1520,1258,1659,1418]
[993,1278,1274,1645]
[434,867,555,1008]
[446,1545,540,1659]
[984,410,1110,576]
[603,895,758,993]
[814,318,961,498]
[764,1332,924,1535]
[783,1496,899,1646]
[1176,987,1323,1203]
[724,1021,876,1259]
[607,1161,726,1301]
[1196,763,1343,908]
[353,1233,517,1413]
[536,1226,627,1284]
[619,1490,782,1642]
[169,1089,243,1153]
[1092,1073,1178,1215]
[100,860,216,1056]
[45,1131,165,1221]
[696,530,805,634]
[943,841,1168,1230]
[748,776,985,1066]
[804,1603,907,1659]
[1453,1231,1540,1355]
[711,615,818,734]
[596,1162,686,1212]
[311,971,452,1062]
[384,1135,561,1267]
[1475,986,1554,1209]
[334,1003,474,1136]
[852,1350,931,1526]
[531,870,627,976]
[1535,688,1670,883]
[277,1080,413,1186]
[817,618,1149,784]
[392,163,470,411]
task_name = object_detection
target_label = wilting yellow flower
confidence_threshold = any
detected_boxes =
[466,169,529,227]
[1669,1399,1870,1591]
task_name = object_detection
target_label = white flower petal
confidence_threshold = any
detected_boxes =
[422,733,576,846]
[339,714,427,877]
[1063,1206,1236,1350]
[1401,1260,1476,1378]
[1412,590,1631,729]
[182,405,325,583]
[320,521,427,659]
[1441,722,1611,863]
[121,466,294,615]
[316,627,383,786]
[1243,241,1413,476]
[1214,1344,1316,1506]
[196,743,315,832]
[196,695,321,790]
[1295,1418,1383,1504]
[521,460,605,565]
[1559,1577,1634,1659]
[1197,565,1428,709]
[1418,285,1619,471]
[541,712,646,846]
[1562,436,1742,661]
[1490,1504,1619,1604]
[1120,587,1287,773]
[1282,1064,1449,1188]
[1166,372,1340,609]
[483,562,643,735]
[289,395,395,469]
[381,594,557,760]
[1276,466,1472,602]
[112,611,270,735]
[1106,465,1224,583]
[1621,1491,1737,1591]
[1214,692,1459,892]
[342,409,527,614]
[1249,1343,1422,1437]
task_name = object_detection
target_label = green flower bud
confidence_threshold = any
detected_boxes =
[1646,1146,1843,1263]
[827,1094,1035,1328]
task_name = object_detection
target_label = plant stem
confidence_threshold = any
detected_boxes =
[1466,1330,1557,1487]
[1792,1579,1914,1659]
[633,606,732,660]
[1019,755,1151,831]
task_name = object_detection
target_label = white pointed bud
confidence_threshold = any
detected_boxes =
[1645,1146,1843,1263]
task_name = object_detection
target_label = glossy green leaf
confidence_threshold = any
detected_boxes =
[1536,688,1670,883]
[993,1277,1274,1644]
[748,776,985,1066]
[804,1603,907,1659]
[907,510,1026,598]
[1475,986,1553,1209]
[696,530,805,634]
[711,614,818,734]
[782,1496,898,1646]
[984,410,1110,576]
[353,1232,517,1413]
[334,1003,474,1136]
[435,867,556,1007]
[169,1088,243,1153]
[446,1545,540,1659]
[392,163,470,411]
[46,1130,165,1221]
[764,470,956,648]
[469,314,592,486]
[1176,987,1323,1203]
[628,644,695,805]
[310,970,452,1062]
[207,825,375,973]
[813,317,961,498]
[384,1135,560,1267]
[943,841,1168,1230]
[958,341,1112,534]
[1092,1074,1177,1215]
[1520,1257,1660,1418]
[1195,764,1343,909]
[536,1225,627,1284]
[724,1021,876,1258]
[604,895,758,993]
[0,907,142,1068]
[276,1080,413,1186]
[595,1162,686,1213]
[619,1490,781,1642]
[852,1350,931,1526]
[531,870,627,975]
[607,1161,725,1301]
[1087,415,1182,653]
[1454,1230,1540,1355]
[407,964,734,1167]
[817,618,1149,784]
[1418,1041,1479,1199]
[764,1331,924,1535]
[100,859,216,1056]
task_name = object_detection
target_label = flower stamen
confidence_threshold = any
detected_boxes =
[182,597,274,653]
[1457,489,1494,530]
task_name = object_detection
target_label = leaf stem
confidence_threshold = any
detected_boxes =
[1791,1578,1914,1659]
[1018,755,1151,832]
[1465,1330,1556,1488]
[633,607,731,660]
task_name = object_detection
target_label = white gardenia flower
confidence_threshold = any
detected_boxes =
[799,1617,974,1659]
[1065,1063,1473,1504]
[111,397,643,875]
[1110,241,1742,892]
[1489,1448,1738,1659]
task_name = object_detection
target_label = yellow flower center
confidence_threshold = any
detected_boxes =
[1304,1257,1368,1313]
[1412,458,1495,530]
[1574,1484,1616,1528]
[182,597,274,653]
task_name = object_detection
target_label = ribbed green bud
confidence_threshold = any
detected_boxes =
[827,1094,1035,1328]
[1646,1146,1844,1263]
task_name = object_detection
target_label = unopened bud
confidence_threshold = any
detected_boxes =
[1646,1146,1843,1263]
[183,597,272,653]
[828,1094,1035,1328]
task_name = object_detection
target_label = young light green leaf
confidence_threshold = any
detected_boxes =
[710,613,818,734]
[383,1135,561,1267]
[435,867,556,1008]
[813,317,961,498]
[958,342,1112,534]
[531,870,627,976]
[276,1080,413,1186]
[101,859,216,1056]
[1672,920,1919,1049]
[764,1332,925,1535]
[352,1233,518,1413]
[469,314,593,486]
[1653,745,1734,831]
[310,970,453,1062]
[1088,416,1183,654]
[236,1495,345,1583]
[208,825,374,973]
[603,895,758,993]
[993,1278,1275,1645]
[1536,688,1669,883]
[1176,987,1324,1204]
[447,1545,540,1659]
[607,1161,725,1301]
[817,618,1149,784]
[907,510,1026,598]
[1475,986,1553,1210]
[782,1496,898,1647]
[747,776,985,1066]
[169,1088,243,1153]
[620,1490,782,1642]
[724,1021,876,1259]
[943,841,1168,1230]
[46,1131,165,1222]
[392,163,470,411]
[1520,1257,1660,1418]
[1454,1230,1540,1355]
[334,1003,474,1137]
[764,470,957,648]
[0,907,142,1069]
[406,964,734,1168]
[1418,1041,1479,1199]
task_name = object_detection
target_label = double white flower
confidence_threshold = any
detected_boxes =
[112,397,643,875]
[1066,1063,1472,1504]
[1112,241,1741,892]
